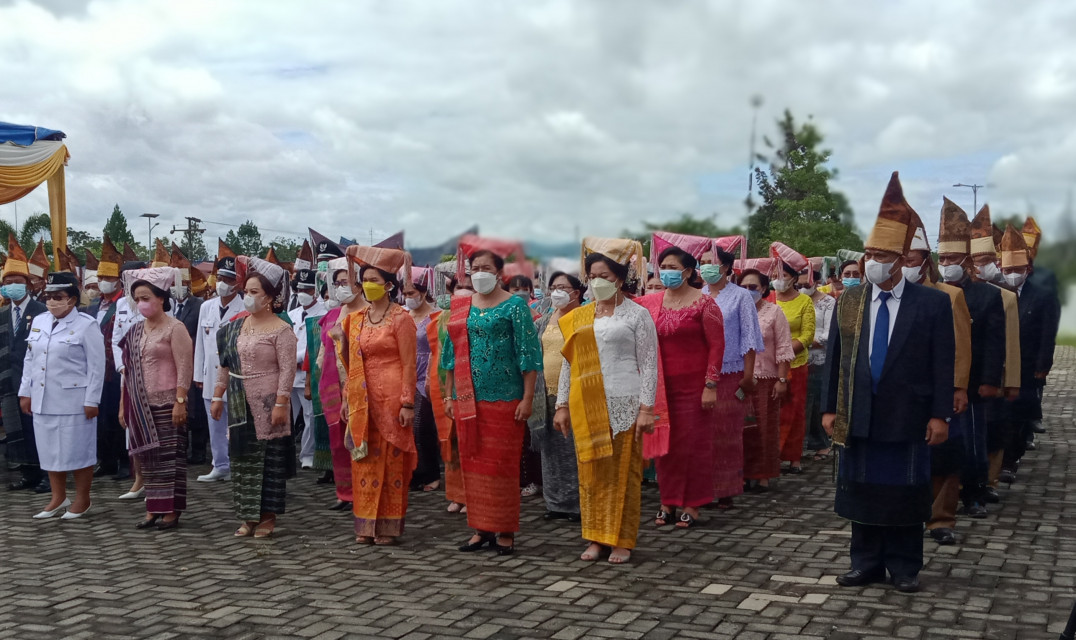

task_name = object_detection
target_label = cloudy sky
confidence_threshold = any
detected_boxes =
[2,0,1074,252]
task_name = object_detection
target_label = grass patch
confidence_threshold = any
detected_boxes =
[1058,334,1076,348]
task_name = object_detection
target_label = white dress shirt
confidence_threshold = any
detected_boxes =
[287,298,327,388]
[867,275,906,359]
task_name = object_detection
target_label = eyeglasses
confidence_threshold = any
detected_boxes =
[742,285,761,292]
[548,285,574,292]
[42,293,71,301]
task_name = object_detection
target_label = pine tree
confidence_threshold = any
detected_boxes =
[102,204,137,246]
[224,220,264,257]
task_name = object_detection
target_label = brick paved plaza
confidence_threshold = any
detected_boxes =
[2,348,1073,640]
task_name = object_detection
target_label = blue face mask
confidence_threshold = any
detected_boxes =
[659,269,684,289]
[842,277,861,288]
[533,289,543,300]
[1,283,28,302]
[748,289,763,303]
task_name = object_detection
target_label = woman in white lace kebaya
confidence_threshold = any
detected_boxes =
[554,245,659,564]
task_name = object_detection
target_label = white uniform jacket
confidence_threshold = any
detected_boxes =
[19,311,107,414]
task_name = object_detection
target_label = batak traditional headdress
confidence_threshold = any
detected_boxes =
[937,197,971,256]
[580,236,648,293]
[1022,217,1042,260]
[969,205,995,258]
[864,171,917,255]
[98,235,122,279]
[999,224,1029,269]
[1,233,29,279]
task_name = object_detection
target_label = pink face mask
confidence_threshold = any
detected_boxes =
[137,299,158,318]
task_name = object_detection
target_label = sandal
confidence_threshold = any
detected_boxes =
[580,543,603,562]
[492,535,515,556]
[608,547,632,564]
[459,532,494,552]
[676,512,698,528]
[356,536,374,545]
[235,522,255,537]
[654,509,674,527]
[447,502,463,513]
[422,480,441,492]
[253,519,276,538]
[374,536,397,546]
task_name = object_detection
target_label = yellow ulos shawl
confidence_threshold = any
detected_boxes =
[340,309,370,461]
[558,304,614,464]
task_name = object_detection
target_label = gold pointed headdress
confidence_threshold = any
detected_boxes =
[581,236,648,292]
[1000,224,1029,269]
[865,172,917,255]
[969,205,995,257]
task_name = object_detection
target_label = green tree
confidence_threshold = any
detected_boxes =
[179,233,209,262]
[750,110,862,257]
[266,236,301,262]
[19,212,52,258]
[102,204,137,247]
[625,213,743,256]
[224,220,264,257]
[67,228,102,262]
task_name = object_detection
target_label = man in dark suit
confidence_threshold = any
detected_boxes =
[999,225,1060,481]
[1,236,50,492]
[822,173,956,593]
[170,266,207,464]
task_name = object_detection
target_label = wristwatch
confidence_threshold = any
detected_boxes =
[176,397,186,405]
[704,380,717,390]
[778,377,788,383]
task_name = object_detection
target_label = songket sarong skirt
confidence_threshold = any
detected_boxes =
[459,400,524,533]
[352,425,416,537]
[778,364,809,463]
[579,428,642,549]
[711,374,745,498]
[232,436,289,521]
[137,404,188,514]
[744,378,780,480]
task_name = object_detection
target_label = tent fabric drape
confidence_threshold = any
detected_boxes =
[0,139,70,268]
[0,143,68,189]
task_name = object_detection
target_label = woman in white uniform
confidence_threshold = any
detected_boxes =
[19,271,107,519]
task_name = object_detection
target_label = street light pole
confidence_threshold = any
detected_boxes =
[141,213,160,252]
[744,94,764,255]
[952,183,985,214]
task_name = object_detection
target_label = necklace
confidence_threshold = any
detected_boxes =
[367,303,390,325]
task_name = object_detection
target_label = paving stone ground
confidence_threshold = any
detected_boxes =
[2,347,1074,640]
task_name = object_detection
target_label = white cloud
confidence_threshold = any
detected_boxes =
[2,0,1074,254]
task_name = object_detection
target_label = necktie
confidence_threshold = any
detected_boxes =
[870,291,891,393]
[220,304,227,320]
[13,304,22,331]
[52,318,59,331]
[175,302,183,318]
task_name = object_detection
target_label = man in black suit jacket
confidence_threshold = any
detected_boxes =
[171,281,208,464]
[1,272,49,492]
[822,172,955,593]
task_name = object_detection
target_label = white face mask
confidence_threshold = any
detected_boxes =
[297,291,315,307]
[977,262,1000,282]
[1004,271,1027,288]
[171,286,190,302]
[801,286,816,297]
[98,280,118,295]
[471,272,498,295]
[940,263,965,283]
[864,259,898,285]
[86,288,101,301]
[404,296,423,311]
[242,294,263,313]
[550,289,573,309]
[901,264,923,283]
[216,281,234,298]
[335,287,357,304]
[772,278,792,293]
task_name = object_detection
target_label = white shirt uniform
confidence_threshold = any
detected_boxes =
[287,298,327,388]
[287,296,326,468]
[110,296,143,374]
[193,295,246,387]
[19,310,107,471]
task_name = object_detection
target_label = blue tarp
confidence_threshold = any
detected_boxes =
[0,122,66,146]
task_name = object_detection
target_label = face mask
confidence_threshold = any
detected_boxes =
[748,289,763,303]
[699,264,724,285]
[136,300,158,318]
[404,296,423,310]
[939,263,965,283]
[335,287,357,304]
[533,290,544,300]
[977,262,1000,282]
[550,290,573,309]
[243,294,263,313]
[864,259,896,285]
[171,286,190,302]
[801,286,817,297]
[1004,272,1027,288]
[362,282,387,302]
[324,299,340,310]
[297,291,315,307]
[659,269,684,289]
[512,290,530,300]
[97,280,118,296]
[1,283,28,301]
[772,278,791,293]
[590,277,619,301]
[86,288,101,302]
[471,272,498,295]
[216,281,234,298]
[901,264,923,283]
[841,277,860,288]
[46,298,73,318]
[436,294,452,310]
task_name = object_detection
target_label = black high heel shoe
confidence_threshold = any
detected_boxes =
[157,514,181,530]
[459,532,494,552]
[491,536,515,556]
[136,515,161,530]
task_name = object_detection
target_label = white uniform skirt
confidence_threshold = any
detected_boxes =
[34,413,97,472]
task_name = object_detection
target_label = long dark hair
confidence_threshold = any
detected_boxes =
[657,247,703,289]
[469,250,505,272]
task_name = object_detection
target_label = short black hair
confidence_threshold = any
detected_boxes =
[657,247,703,289]
[839,260,859,276]
[130,280,173,312]
[715,248,735,272]
[812,270,822,281]
[781,262,799,279]
[469,250,505,272]
[547,271,584,293]
[506,275,533,291]
[739,268,771,293]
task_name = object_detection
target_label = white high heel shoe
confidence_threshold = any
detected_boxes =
[32,498,72,519]
[118,487,145,500]
[61,503,92,520]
